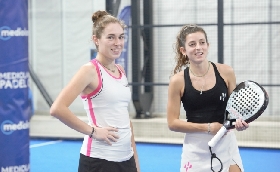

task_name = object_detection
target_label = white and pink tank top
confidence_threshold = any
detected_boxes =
[79,59,133,162]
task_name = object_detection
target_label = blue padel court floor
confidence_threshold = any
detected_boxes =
[30,139,280,172]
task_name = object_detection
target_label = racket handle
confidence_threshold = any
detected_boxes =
[208,126,227,147]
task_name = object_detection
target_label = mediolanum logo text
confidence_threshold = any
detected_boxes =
[1,120,29,135]
[0,26,28,41]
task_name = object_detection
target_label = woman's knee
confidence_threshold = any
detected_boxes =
[229,164,241,172]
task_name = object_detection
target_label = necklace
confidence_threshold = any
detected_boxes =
[200,78,206,95]
[99,62,116,73]
[189,62,210,95]
[189,62,210,77]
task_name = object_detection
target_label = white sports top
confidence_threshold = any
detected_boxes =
[79,59,133,162]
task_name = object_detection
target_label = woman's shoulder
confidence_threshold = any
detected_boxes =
[78,61,99,92]
[213,62,234,76]
[83,61,97,69]
[169,70,185,85]
[76,61,98,78]
[213,62,236,86]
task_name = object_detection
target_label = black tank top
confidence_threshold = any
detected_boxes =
[181,62,228,124]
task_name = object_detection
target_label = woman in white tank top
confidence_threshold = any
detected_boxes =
[50,10,140,172]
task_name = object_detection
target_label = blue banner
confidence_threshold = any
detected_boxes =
[0,0,30,171]
[116,6,130,74]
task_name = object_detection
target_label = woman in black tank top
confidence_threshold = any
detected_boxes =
[167,24,249,172]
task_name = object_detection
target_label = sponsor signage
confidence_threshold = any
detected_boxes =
[0,0,30,170]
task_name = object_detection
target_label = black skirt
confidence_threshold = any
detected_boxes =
[78,153,137,172]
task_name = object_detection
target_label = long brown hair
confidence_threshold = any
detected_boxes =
[173,24,208,75]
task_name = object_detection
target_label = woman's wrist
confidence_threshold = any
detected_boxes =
[207,123,211,134]
[89,126,95,138]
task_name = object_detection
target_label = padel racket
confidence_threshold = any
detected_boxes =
[208,80,269,148]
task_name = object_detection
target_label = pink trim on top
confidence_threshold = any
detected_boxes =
[95,60,122,79]
[115,64,127,76]
[81,59,102,99]
[87,97,97,125]
[86,98,95,156]
[81,60,102,157]
[86,136,93,156]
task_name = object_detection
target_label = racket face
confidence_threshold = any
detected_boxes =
[226,80,269,123]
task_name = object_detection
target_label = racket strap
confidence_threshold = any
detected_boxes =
[209,146,223,172]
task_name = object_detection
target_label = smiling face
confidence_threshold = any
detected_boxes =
[180,31,209,64]
[94,23,125,60]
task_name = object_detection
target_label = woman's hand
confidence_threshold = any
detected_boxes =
[235,119,249,131]
[93,126,119,145]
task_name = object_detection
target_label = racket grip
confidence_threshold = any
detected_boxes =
[208,126,227,147]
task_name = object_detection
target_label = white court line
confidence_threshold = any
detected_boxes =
[30,140,63,148]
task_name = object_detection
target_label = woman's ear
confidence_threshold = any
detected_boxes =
[179,47,186,55]
[92,35,98,45]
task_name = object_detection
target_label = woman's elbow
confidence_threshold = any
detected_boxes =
[167,120,178,131]
[49,104,59,118]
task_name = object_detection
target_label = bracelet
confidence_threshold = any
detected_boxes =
[89,127,95,138]
[207,123,211,134]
